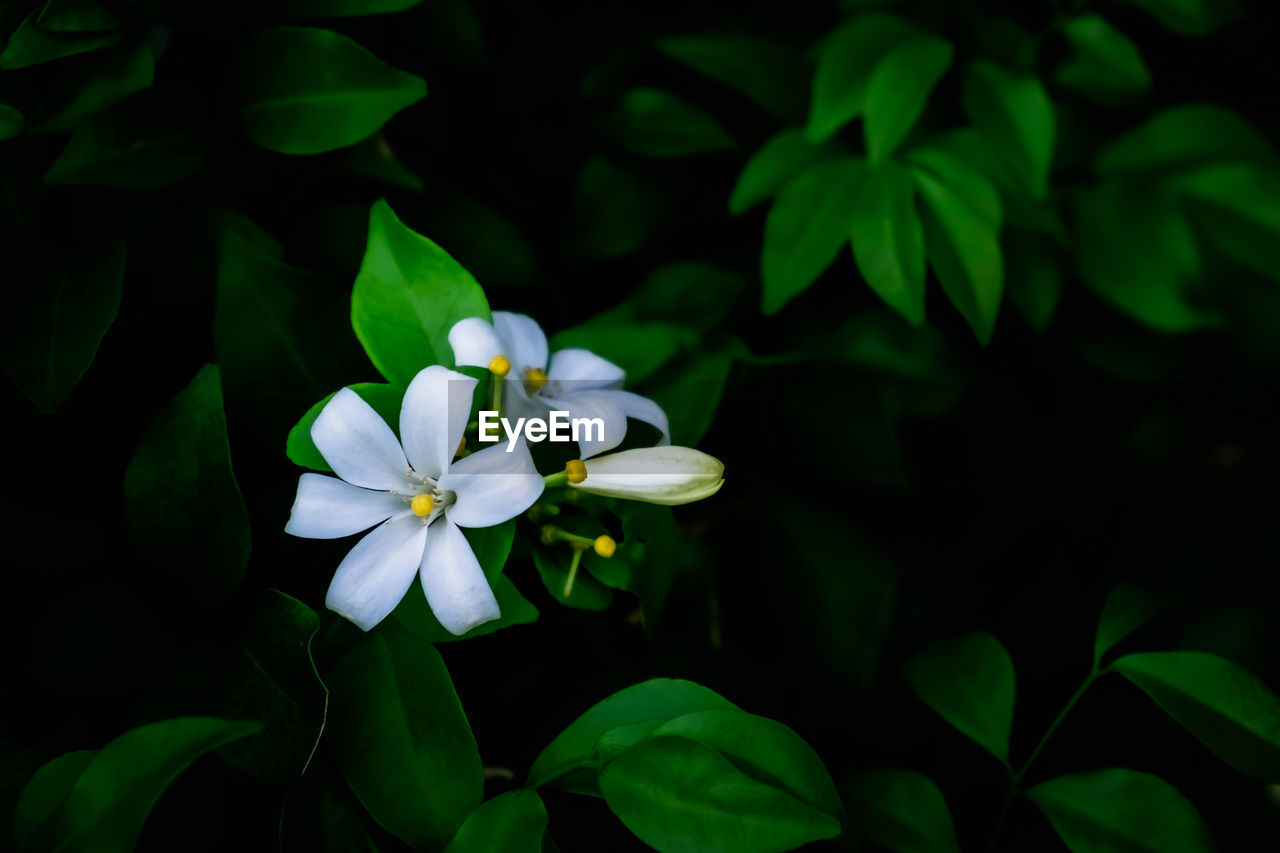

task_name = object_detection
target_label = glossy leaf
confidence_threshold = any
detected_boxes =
[280,0,424,17]
[807,13,916,142]
[656,34,805,122]
[443,790,548,853]
[1028,768,1213,852]
[234,27,426,155]
[1172,162,1280,283]
[29,39,154,134]
[1094,583,1159,662]
[761,157,864,314]
[11,750,97,852]
[0,12,120,69]
[1112,651,1280,781]
[1115,0,1242,36]
[123,364,251,599]
[851,160,925,326]
[599,735,842,853]
[729,129,837,214]
[287,382,405,472]
[905,631,1015,762]
[1056,15,1151,103]
[38,0,123,31]
[0,241,123,413]
[351,199,491,386]
[328,621,482,849]
[0,105,24,141]
[1095,105,1277,178]
[962,61,1054,198]
[863,35,953,165]
[846,769,960,853]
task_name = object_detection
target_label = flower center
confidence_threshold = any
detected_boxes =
[523,367,548,393]
[410,494,435,517]
[398,470,455,525]
[488,355,511,376]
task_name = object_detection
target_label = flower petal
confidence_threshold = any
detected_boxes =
[311,388,410,490]
[493,311,548,373]
[285,473,408,539]
[419,518,501,635]
[325,515,429,631]
[547,347,625,390]
[438,437,545,527]
[400,366,476,480]
[572,446,725,505]
[448,316,503,368]
[543,390,628,457]
[587,389,670,446]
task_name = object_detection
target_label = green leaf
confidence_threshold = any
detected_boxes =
[11,751,97,852]
[656,34,805,123]
[29,39,154,134]
[443,790,548,853]
[280,767,382,853]
[761,157,864,314]
[1114,0,1242,36]
[0,105,24,141]
[550,321,693,384]
[851,160,925,325]
[632,262,745,329]
[417,195,537,287]
[1028,768,1214,852]
[1004,228,1062,332]
[599,735,842,853]
[807,13,917,142]
[233,27,426,155]
[846,769,960,853]
[652,709,843,819]
[601,87,735,158]
[1095,105,1277,178]
[0,12,120,69]
[344,133,425,191]
[286,382,404,472]
[904,631,1015,762]
[1055,15,1151,103]
[0,241,123,413]
[615,503,680,631]
[43,89,205,187]
[962,61,1054,198]
[729,129,839,214]
[1171,162,1280,284]
[123,364,251,600]
[1094,584,1159,663]
[17,718,261,853]
[863,35,953,165]
[329,621,482,849]
[568,155,666,261]
[394,521,539,642]
[38,0,124,31]
[1112,651,1280,781]
[279,0,424,18]
[650,338,744,446]
[351,198,491,386]
[534,547,614,610]
[528,678,738,794]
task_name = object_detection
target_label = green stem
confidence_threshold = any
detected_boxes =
[544,471,568,488]
[490,374,503,416]
[563,547,584,598]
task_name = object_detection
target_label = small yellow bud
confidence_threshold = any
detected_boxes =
[410,494,435,517]
[488,355,511,376]
[593,535,617,558]
[524,367,548,392]
[566,459,587,485]
[455,435,466,457]
[540,525,558,545]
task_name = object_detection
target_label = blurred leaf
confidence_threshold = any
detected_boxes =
[528,678,738,794]
[287,382,405,472]
[568,155,667,262]
[962,61,1054,198]
[344,134,424,191]
[599,735,841,853]
[351,198,490,386]
[814,310,951,382]
[420,195,537,287]
[1172,162,1280,284]
[280,766,382,853]
[0,12,120,69]
[123,364,251,600]
[403,0,484,63]
[846,769,960,853]
[617,502,679,631]
[1114,0,1242,36]
[0,240,123,413]
[329,621,482,849]
[11,751,97,853]
[657,34,806,122]
[551,321,692,384]
[1094,583,1159,663]
[1004,228,1062,332]
[761,156,864,314]
[1095,105,1276,178]
[43,88,204,187]
[29,39,153,134]
[863,35,953,165]
[534,547,614,610]
[601,87,735,158]
[651,337,743,446]
[280,0,424,17]
[443,790,548,853]
[233,27,426,155]
[1112,651,1280,781]
[851,160,926,325]
[1028,768,1213,852]
[38,0,123,31]
[1056,15,1151,103]
[905,631,1015,762]
[807,13,916,142]
[0,105,24,140]
[729,129,839,214]
[632,262,745,329]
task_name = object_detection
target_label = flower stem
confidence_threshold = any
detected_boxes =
[490,375,503,416]
[544,471,568,488]
[563,547,584,598]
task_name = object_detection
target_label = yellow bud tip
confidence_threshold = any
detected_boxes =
[488,355,511,377]
[410,494,435,517]
[455,435,466,457]
[524,367,548,392]
[593,535,617,558]
[566,459,587,485]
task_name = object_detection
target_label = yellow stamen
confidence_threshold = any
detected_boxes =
[593,535,617,558]
[488,355,511,376]
[524,367,548,392]
[410,494,435,517]
[566,459,587,485]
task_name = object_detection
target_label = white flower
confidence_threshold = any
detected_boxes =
[568,446,724,505]
[448,312,670,458]
[285,366,543,634]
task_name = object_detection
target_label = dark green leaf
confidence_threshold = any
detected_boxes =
[11,751,96,853]
[38,0,123,31]
[0,105,24,140]
[123,364,251,599]
[962,61,1054,198]
[846,769,960,853]
[599,735,842,853]
[417,195,537,287]
[616,503,679,631]
[601,87,735,158]
[351,198,491,386]
[0,12,120,69]
[29,39,154,134]
[1028,768,1213,852]
[1112,651,1280,781]
[534,547,614,611]
[1094,584,1159,663]
[286,382,404,472]
[851,160,925,325]
[656,34,805,122]
[1095,105,1277,178]
[1056,15,1151,103]
[1172,162,1280,284]
[1114,0,1242,36]
[568,155,667,261]
[550,321,693,384]
[632,262,745,329]
[279,0,424,18]
[807,13,916,142]
[0,241,123,413]
[443,790,548,853]
[280,766,382,853]
[1004,228,1062,332]
[729,129,839,214]
[344,133,425,191]
[329,621,482,849]
[905,631,1015,762]
[863,35,953,165]
[650,338,744,446]
[761,157,864,314]
[233,27,426,155]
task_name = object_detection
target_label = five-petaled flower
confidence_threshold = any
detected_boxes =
[285,366,543,634]
[448,312,670,458]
